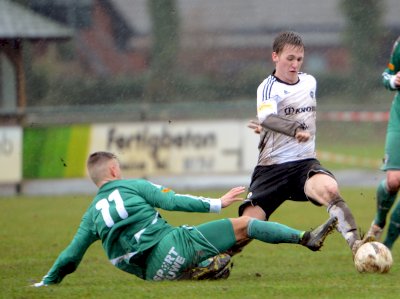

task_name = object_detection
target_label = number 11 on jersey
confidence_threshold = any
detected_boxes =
[96,189,128,227]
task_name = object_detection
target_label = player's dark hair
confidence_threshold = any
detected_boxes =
[87,151,117,166]
[273,31,304,54]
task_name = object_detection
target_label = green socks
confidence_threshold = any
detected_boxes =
[383,203,400,249]
[375,180,398,228]
[247,219,302,244]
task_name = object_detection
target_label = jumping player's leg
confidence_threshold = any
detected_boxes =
[233,165,290,255]
[305,172,361,253]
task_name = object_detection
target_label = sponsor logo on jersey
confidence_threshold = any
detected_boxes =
[284,105,316,116]
[153,247,186,281]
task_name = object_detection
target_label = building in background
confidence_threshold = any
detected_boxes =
[27,0,400,77]
[0,0,72,193]
[0,0,72,121]
[0,0,392,195]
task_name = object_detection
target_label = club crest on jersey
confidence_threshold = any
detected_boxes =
[273,95,281,102]
[383,154,389,166]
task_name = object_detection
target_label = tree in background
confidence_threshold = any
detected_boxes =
[340,0,383,98]
[145,0,180,102]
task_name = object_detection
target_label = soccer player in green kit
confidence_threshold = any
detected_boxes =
[367,36,400,249]
[33,151,337,286]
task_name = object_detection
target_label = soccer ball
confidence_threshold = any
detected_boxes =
[354,241,393,273]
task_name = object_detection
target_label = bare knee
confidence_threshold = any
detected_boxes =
[241,204,266,220]
[386,172,400,193]
[230,216,253,241]
[306,174,340,205]
[324,182,340,201]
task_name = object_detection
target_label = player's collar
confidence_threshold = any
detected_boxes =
[272,70,300,85]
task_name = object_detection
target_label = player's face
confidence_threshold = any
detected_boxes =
[272,44,304,84]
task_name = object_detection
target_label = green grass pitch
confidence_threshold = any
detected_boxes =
[1,187,400,299]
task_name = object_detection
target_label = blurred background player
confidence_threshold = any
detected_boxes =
[367,36,400,250]
[33,151,337,286]
[236,31,368,257]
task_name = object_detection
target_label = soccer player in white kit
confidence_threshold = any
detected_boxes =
[238,31,369,257]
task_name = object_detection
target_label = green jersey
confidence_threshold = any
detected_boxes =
[382,37,400,170]
[382,36,400,93]
[41,179,221,283]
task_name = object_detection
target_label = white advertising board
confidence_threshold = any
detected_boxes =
[0,126,22,183]
[89,120,259,177]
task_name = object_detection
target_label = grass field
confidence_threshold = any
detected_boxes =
[1,187,400,299]
[316,121,387,170]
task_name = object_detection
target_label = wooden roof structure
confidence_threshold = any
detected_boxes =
[0,0,72,121]
[0,0,72,39]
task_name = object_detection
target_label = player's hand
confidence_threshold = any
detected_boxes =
[31,281,47,287]
[295,129,310,142]
[220,186,246,208]
[247,120,262,134]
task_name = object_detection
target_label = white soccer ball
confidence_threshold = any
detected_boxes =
[354,241,393,273]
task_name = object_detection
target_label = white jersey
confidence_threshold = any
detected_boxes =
[256,72,317,165]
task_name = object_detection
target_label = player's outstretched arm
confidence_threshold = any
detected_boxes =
[220,186,246,208]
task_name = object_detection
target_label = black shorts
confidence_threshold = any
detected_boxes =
[239,158,335,219]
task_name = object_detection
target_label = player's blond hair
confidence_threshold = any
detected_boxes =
[87,151,118,185]
[273,31,304,54]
